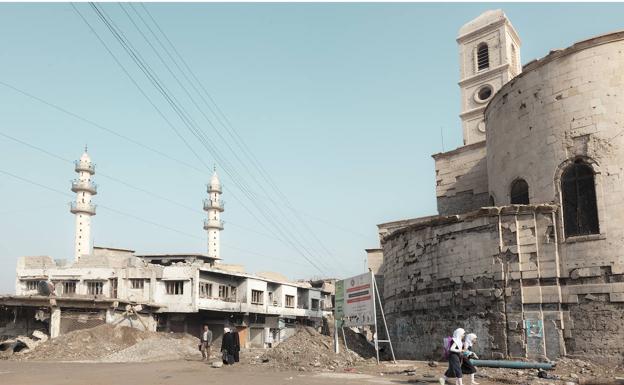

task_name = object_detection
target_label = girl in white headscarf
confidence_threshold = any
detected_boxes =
[461,333,479,385]
[440,328,465,385]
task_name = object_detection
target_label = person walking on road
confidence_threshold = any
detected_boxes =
[200,324,213,361]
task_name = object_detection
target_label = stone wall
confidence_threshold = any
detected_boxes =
[433,141,489,216]
[381,204,624,361]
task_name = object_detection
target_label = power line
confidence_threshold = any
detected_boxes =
[0,130,292,244]
[130,4,348,271]
[138,4,352,270]
[0,167,307,268]
[79,3,331,275]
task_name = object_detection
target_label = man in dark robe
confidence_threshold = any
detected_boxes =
[221,327,236,365]
[233,329,240,362]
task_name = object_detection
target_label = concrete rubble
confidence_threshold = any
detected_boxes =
[2,324,198,362]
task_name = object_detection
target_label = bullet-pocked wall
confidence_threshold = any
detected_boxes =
[482,31,624,361]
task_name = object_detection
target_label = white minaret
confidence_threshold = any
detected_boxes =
[457,9,521,145]
[70,148,97,260]
[203,168,224,259]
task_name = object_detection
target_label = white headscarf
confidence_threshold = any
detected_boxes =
[224,327,230,333]
[452,328,465,350]
[464,333,477,349]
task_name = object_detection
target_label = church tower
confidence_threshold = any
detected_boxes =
[457,9,521,145]
[203,169,224,259]
[70,148,97,260]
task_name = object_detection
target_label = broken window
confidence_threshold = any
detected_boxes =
[285,295,295,308]
[86,281,103,295]
[477,43,489,71]
[199,282,212,298]
[251,290,264,305]
[63,281,76,295]
[510,178,530,204]
[562,160,600,237]
[25,280,39,291]
[311,298,320,311]
[165,281,184,295]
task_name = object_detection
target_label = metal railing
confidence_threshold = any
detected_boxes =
[74,160,95,174]
[70,202,97,215]
[203,219,224,230]
[71,180,97,194]
[203,199,224,211]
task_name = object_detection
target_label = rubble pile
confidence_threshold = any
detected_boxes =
[10,324,197,362]
[251,326,374,371]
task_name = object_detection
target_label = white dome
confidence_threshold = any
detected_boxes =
[80,151,91,162]
[209,170,220,186]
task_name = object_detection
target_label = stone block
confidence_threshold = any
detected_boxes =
[609,293,624,302]
[522,286,542,304]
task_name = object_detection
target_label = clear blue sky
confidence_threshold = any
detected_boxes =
[1,3,623,293]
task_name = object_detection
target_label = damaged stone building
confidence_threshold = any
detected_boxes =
[373,10,624,363]
[2,150,331,348]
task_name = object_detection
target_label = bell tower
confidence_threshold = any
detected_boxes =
[457,9,521,145]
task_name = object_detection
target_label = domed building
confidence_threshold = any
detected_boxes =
[376,10,624,362]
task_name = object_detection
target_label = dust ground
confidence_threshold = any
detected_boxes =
[4,359,621,385]
[0,360,420,385]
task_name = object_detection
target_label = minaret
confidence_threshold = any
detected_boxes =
[203,168,224,259]
[70,148,97,260]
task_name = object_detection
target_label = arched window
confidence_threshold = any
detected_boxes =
[561,160,600,237]
[510,179,529,204]
[477,43,489,71]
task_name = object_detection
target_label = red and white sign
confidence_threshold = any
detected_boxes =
[340,272,375,327]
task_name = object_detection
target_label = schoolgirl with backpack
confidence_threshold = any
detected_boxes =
[439,328,465,385]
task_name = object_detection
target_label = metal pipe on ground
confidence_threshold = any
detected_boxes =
[469,359,555,370]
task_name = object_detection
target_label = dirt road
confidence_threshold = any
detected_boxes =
[0,360,415,385]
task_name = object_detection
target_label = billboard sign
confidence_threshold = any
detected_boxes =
[336,272,375,327]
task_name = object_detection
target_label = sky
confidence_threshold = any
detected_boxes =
[1,2,624,293]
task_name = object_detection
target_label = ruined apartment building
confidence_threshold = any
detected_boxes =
[373,10,624,362]
[5,151,330,347]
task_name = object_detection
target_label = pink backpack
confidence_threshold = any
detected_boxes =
[442,336,453,360]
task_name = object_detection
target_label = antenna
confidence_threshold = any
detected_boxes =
[440,127,445,152]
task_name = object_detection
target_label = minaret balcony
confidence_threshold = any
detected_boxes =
[74,160,95,174]
[207,183,222,193]
[71,180,97,194]
[204,219,224,230]
[70,202,97,215]
[203,199,224,212]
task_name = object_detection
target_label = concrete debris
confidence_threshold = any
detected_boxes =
[212,361,223,368]
[9,324,197,362]
[250,326,376,371]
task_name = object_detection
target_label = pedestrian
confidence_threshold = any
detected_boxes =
[461,333,479,385]
[440,327,465,385]
[233,328,240,362]
[221,327,236,365]
[199,324,213,361]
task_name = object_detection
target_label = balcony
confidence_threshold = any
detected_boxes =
[203,219,224,230]
[203,199,224,212]
[71,180,97,194]
[207,183,222,193]
[74,160,95,174]
[70,202,97,215]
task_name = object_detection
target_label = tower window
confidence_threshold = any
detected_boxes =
[510,179,529,204]
[561,160,600,237]
[477,43,489,71]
